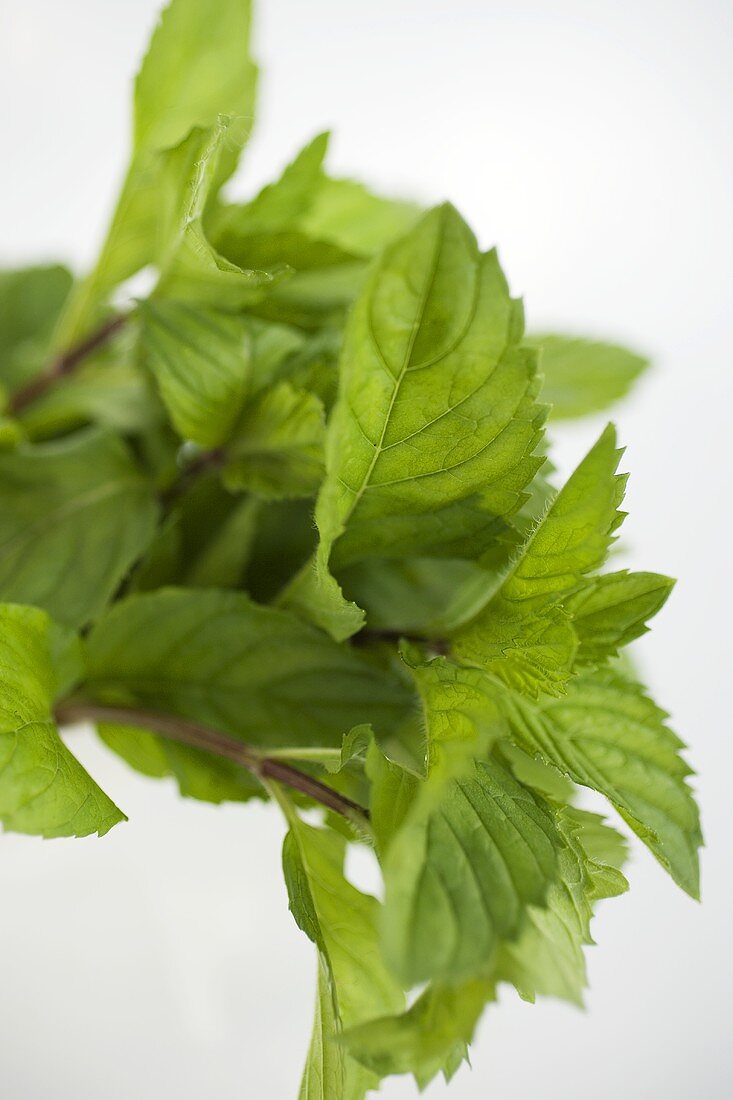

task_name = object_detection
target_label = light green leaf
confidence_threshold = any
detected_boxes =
[283,821,404,1022]
[342,978,494,1090]
[282,204,545,638]
[98,724,170,779]
[494,666,702,897]
[211,134,363,329]
[299,960,348,1100]
[211,137,418,334]
[245,316,305,393]
[278,550,366,643]
[572,805,629,874]
[213,132,330,240]
[409,656,508,775]
[374,655,565,987]
[134,0,257,158]
[381,753,562,986]
[154,121,288,309]
[321,203,544,569]
[213,149,418,288]
[0,430,158,627]
[223,382,325,499]
[265,257,356,327]
[366,738,420,855]
[527,334,648,419]
[0,265,72,393]
[298,177,420,257]
[282,812,404,1100]
[451,423,626,696]
[55,0,259,345]
[227,236,362,330]
[0,603,124,838]
[83,588,412,750]
[497,807,628,1006]
[139,299,251,446]
[567,569,675,664]
[500,740,575,802]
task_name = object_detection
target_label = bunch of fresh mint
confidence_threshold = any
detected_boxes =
[0,0,700,1095]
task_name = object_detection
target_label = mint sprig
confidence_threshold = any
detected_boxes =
[0,1,700,1095]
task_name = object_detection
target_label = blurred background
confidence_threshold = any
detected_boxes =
[1,1,731,1096]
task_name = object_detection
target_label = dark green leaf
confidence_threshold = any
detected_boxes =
[0,431,158,627]
[83,588,413,750]
[0,265,72,392]
[223,382,325,499]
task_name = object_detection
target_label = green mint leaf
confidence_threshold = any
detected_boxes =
[140,299,251,447]
[409,655,508,771]
[321,203,544,569]
[210,131,359,310]
[213,132,330,240]
[337,556,490,636]
[242,498,317,603]
[0,603,124,837]
[55,0,259,345]
[341,978,494,1089]
[83,588,412,750]
[500,740,575,802]
[282,203,545,639]
[244,317,306,393]
[132,476,260,592]
[366,738,421,855]
[297,177,420,257]
[98,723,170,779]
[571,805,629,873]
[210,137,420,333]
[282,812,404,1099]
[5,5,705,1091]
[0,265,72,393]
[134,0,257,158]
[154,121,288,309]
[381,753,563,986]
[298,962,348,1100]
[277,551,366,643]
[223,382,325,499]
[527,334,648,419]
[495,666,702,896]
[216,156,417,267]
[376,655,563,987]
[98,721,261,803]
[496,807,628,1005]
[566,569,675,664]
[17,350,159,442]
[233,238,364,330]
[0,430,158,627]
[451,423,626,696]
[175,495,259,589]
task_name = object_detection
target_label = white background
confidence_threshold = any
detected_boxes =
[1,1,731,1097]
